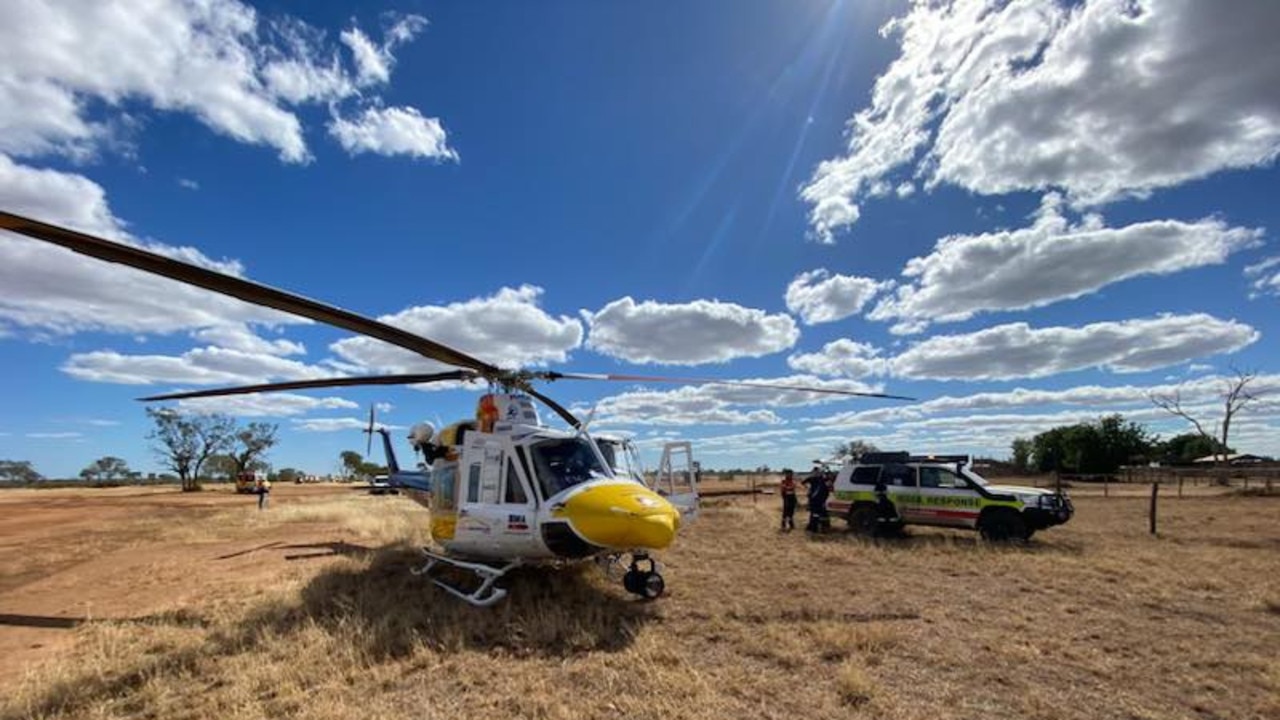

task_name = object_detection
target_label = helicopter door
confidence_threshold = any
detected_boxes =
[655,441,699,520]
[456,439,520,557]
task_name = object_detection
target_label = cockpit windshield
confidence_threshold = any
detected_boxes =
[529,437,611,498]
[597,438,644,483]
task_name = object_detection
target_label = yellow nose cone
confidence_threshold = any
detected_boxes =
[561,483,680,550]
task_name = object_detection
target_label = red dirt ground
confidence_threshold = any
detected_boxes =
[0,484,360,688]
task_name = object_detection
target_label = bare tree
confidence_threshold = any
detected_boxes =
[146,408,236,491]
[1149,368,1262,466]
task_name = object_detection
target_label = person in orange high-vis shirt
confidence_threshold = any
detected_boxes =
[779,469,798,532]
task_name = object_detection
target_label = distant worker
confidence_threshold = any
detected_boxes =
[779,469,798,531]
[803,465,830,533]
[874,476,898,525]
[255,475,272,510]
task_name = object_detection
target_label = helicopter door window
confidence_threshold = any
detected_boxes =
[435,465,457,511]
[503,459,529,505]
[466,463,482,503]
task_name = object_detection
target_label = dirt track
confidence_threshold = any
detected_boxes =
[0,484,361,685]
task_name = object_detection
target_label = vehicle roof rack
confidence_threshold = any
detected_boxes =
[858,451,970,465]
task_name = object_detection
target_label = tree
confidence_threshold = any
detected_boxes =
[1031,414,1154,474]
[1010,438,1033,473]
[204,454,237,481]
[230,422,279,476]
[274,467,303,484]
[339,450,364,480]
[146,408,236,491]
[1150,368,1263,467]
[833,440,879,461]
[0,460,42,483]
[1158,433,1232,465]
[79,456,133,484]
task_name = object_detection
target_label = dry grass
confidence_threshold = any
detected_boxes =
[2,489,1278,720]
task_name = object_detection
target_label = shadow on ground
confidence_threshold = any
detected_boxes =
[234,544,656,660]
[4,545,655,720]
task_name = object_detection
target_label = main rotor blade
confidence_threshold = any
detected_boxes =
[538,372,916,401]
[0,211,501,376]
[138,371,480,402]
[523,387,583,430]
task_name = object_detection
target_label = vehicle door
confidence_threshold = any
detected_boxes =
[880,462,920,521]
[916,465,982,527]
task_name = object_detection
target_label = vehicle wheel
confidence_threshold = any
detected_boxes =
[980,510,1026,542]
[622,569,642,595]
[847,505,879,536]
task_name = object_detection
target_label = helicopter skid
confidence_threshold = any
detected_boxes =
[411,550,522,608]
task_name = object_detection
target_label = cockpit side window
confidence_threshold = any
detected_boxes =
[504,458,529,505]
[529,438,609,498]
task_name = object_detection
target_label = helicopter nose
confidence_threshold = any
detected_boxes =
[560,483,680,550]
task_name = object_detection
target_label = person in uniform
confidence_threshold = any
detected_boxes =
[803,466,830,532]
[779,469,798,531]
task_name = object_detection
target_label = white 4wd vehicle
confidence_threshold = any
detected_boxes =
[828,452,1073,541]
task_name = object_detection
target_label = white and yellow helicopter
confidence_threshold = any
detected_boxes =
[0,210,914,607]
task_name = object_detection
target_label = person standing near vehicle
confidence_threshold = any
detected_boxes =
[803,466,830,533]
[779,469,798,531]
[256,475,271,510]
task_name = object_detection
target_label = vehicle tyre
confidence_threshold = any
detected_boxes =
[847,505,879,536]
[979,509,1026,542]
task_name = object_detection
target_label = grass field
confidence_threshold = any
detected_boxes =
[1,484,1277,720]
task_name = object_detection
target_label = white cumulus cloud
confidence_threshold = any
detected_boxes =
[0,0,442,163]
[584,297,799,365]
[889,314,1259,381]
[329,106,457,160]
[785,269,891,325]
[802,0,1280,240]
[331,285,583,373]
[175,393,358,418]
[788,339,887,378]
[868,194,1262,331]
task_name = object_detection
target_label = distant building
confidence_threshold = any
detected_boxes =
[1190,453,1270,465]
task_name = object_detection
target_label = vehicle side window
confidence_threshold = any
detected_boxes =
[850,466,881,485]
[466,463,482,503]
[919,466,941,488]
[504,459,529,504]
[882,463,915,487]
[927,467,967,489]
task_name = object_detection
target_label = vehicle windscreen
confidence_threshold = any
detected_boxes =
[529,437,611,498]
[961,466,989,486]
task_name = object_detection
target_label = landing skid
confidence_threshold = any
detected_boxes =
[410,550,521,608]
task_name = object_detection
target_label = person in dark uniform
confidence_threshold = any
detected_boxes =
[779,469,798,531]
[802,466,830,532]
[874,476,898,524]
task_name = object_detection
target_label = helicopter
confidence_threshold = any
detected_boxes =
[0,210,915,607]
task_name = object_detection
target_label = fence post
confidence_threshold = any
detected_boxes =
[751,473,757,505]
[1178,475,1183,499]
[1104,474,1109,498]
[1149,482,1159,536]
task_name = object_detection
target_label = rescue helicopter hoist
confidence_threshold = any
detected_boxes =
[0,210,915,607]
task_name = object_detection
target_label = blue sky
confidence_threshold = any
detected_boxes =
[2,0,1279,478]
